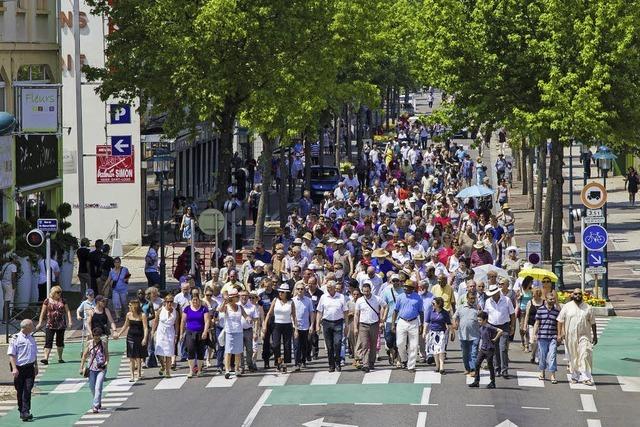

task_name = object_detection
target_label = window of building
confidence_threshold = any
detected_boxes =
[0,73,5,112]
[16,64,52,83]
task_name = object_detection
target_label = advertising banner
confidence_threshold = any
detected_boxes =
[16,135,59,187]
[96,145,135,183]
[20,87,59,133]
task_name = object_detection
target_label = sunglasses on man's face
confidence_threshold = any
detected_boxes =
[205,293,213,297]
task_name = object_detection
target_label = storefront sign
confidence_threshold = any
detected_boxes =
[19,87,60,133]
[0,136,13,189]
[96,145,135,183]
[16,135,59,187]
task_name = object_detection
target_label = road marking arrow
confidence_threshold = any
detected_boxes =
[495,421,519,427]
[114,138,129,153]
[302,418,358,427]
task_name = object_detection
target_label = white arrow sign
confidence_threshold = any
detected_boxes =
[495,420,519,427]
[114,138,129,153]
[302,418,358,427]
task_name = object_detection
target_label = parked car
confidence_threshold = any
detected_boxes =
[309,165,341,202]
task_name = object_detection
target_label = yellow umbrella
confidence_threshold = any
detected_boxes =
[518,268,558,282]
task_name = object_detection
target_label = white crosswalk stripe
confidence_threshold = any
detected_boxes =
[466,370,491,385]
[517,371,544,388]
[618,376,640,392]
[310,371,340,385]
[362,369,391,384]
[413,371,441,384]
[206,375,237,388]
[155,374,188,390]
[51,378,88,394]
[567,375,596,390]
[258,373,290,386]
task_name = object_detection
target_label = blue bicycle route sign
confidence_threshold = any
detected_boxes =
[582,224,608,251]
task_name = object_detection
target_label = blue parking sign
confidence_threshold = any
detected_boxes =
[110,104,131,124]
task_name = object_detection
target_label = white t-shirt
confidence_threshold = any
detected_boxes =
[317,292,348,321]
[37,259,60,284]
[241,302,260,329]
[1,262,17,287]
[355,295,386,324]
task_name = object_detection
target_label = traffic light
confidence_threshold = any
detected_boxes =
[27,229,45,248]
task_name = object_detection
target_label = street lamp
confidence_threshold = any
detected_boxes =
[592,145,617,301]
[567,139,577,244]
[152,150,175,290]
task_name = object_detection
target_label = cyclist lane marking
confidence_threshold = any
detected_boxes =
[593,317,640,378]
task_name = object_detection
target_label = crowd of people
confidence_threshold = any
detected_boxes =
[7,129,600,420]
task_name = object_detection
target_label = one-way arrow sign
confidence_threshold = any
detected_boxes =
[111,135,132,156]
[588,251,604,267]
[302,418,358,427]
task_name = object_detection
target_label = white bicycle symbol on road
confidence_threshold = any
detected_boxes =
[584,232,606,245]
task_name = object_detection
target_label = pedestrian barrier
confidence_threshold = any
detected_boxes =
[3,301,45,343]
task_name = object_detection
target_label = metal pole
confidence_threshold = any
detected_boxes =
[567,143,575,243]
[159,176,166,290]
[214,216,219,269]
[231,208,236,259]
[73,0,86,238]
[190,218,196,275]
[580,216,585,293]
[46,234,52,297]
[602,172,609,300]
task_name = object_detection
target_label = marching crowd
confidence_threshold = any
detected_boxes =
[7,127,599,421]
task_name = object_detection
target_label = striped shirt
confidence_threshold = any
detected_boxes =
[535,304,560,340]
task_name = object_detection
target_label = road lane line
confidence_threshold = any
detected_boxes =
[299,403,327,406]
[466,404,495,408]
[362,369,391,384]
[80,414,111,419]
[354,402,383,405]
[75,421,104,425]
[618,376,640,392]
[579,394,597,412]
[100,402,123,407]
[104,378,134,393]
[311,371,341,385]
[414,371,441,384]
[258,373,289,387]
[420,388,431,405]
[416,412,427,427]
[517,371,545,388]
[587,420,602,427]
[104,392,133,397]
[241,389,272,427]
[51,378,88,394]
[154,374,188,390]
[100,397,128,402]
[522,406,550,410]
[206,375,237,388]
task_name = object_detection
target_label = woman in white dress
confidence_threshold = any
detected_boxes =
[152,294,178,378]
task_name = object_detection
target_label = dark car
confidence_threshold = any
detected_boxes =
[309,165,341,202]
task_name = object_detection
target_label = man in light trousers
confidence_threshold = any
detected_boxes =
[354,282,386,372]
[392,280,424,371]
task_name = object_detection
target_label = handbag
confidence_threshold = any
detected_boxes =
[83,343,99,378]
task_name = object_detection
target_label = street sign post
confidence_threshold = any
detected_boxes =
[109,104,131,124]
[584,208,605,224]
[111,135,132,156]
[526,240,542,265]
[36,218,58,233]
[582,224,608,251]
[586,266,607,275]
[580,181,607,209]
[34,221,56,298]
[199,208,225,269]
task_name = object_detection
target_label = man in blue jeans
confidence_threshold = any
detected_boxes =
[533,292,560,383]
[381,274,404,365]
[453,292,480,376]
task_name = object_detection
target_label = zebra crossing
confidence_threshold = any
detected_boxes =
[595,317,609,338]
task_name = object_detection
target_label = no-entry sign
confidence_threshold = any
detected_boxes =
[96,145,135,184]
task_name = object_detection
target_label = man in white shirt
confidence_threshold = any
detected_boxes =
[354,282,387,372]
[356,267,383,296]
[426,251,449,278]
[1,256,18,304]
[342,171,360,191]
[239,290,260,372]
[483,284,516,378]
[316,281,348,372]
[333,182,347,200]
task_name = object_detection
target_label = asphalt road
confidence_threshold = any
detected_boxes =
[91,318,639,427]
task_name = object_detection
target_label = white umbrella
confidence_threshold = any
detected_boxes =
[473,264,510,284]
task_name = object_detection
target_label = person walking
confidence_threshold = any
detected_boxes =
[76,289,96,350]
[469,311,503,389]
[219,288,250,379]
[37,255,60,301]
[76,238,92,295]
[524,287,544,364]
[88,295,117,341]
[316,281,348,372]
[79,327,109,413]
[533,291,560,384]
[424,296,452,374]
[104,257,131,323]
[292,283,313,371]
[453,292,480,376]
[263,283,297,373]
[115,300,148,382]
[624,166,639,206]
[558,289,597,385]
[144,242,161,286]
[516,277,533,352]
[7,319,38,421]
[392,280,424,372]
[179,206,198,242]
[36,286,73,365]
[152,293,178,378]
[180,288,211,377]
[239,290,260,373]
[354,282,386,372]
[381,274,404,365]
[483,284,515,379]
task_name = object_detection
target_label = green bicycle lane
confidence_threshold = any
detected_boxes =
[0,339,126,426]
[594,317,640,378]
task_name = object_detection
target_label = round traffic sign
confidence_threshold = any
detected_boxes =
[528,253,540,265]
[582,224,608,251]
[580,181,607,209]
[26,229,45,247]
[198,208,225,235]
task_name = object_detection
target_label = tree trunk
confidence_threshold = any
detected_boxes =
[513,148,521,182]
[385,86,390,131]
[213,104,237,208]
[527,146,534,209]
[304,131,311,192]
[521,138,528,195]
[356,105,364,161]
[542,140,554,262]
[551,139,564,264]
[333,115,339,167]
[533,142,545,232]
[279,144,288,229]
[319,125,325,168]
[254,134,274,246]
[345,104,351,163]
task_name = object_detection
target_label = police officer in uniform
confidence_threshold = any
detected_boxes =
[7,319,38,421]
